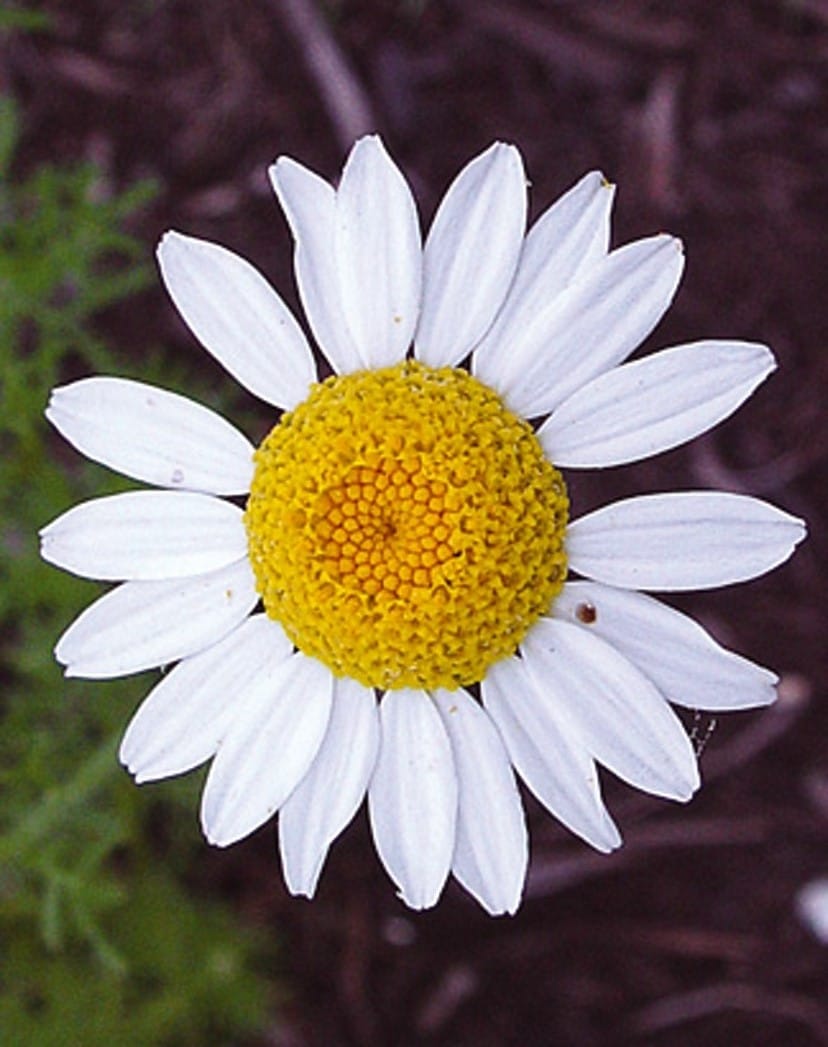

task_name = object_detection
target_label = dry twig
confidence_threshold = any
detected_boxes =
[526,816,770,899]
[460,0,634,88]
[271,0,377,149]
[628,982,828,1040]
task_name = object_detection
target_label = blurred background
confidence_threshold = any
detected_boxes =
[1,2,826,1044]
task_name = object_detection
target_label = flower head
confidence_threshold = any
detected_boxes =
[41,137,806,915]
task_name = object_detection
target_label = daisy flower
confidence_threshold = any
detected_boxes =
[41,137,806,915]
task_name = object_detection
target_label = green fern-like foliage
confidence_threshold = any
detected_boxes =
[0,94,274,1046]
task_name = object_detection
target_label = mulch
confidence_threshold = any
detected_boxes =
[3,2,827,1043]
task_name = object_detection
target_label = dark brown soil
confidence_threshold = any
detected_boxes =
[4,2,827,1044]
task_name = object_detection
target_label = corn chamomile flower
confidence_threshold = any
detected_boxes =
[41,137,806,915]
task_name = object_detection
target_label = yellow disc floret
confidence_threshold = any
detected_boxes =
[244,360,568,690]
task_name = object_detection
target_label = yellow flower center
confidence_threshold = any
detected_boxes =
[244,361,568,690]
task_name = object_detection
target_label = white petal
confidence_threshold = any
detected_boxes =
[567,492,807,591]
[46,377,254,495]
[540,341,776,468]
[120,614,292,782]
[433,687,527,916]
[797,878,828,944]
[335,135,422,367]
[201,653,334,846]
[40,490,246,581]
[415,142,526,367]
[481,656,621,852]
[367,689,456,910]
[158,232,316,409]
[523,618,700,800]
[279,677,379,898]
[552,582,778,710]
[473,170,614,389]
[55,558,258,678]
[270,156,366,374]
[494,234,685,418]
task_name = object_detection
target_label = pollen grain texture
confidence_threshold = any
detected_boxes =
[245,360,568,690]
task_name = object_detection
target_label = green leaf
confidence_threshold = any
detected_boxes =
[0,91,279,1045]
[0,6,50,34]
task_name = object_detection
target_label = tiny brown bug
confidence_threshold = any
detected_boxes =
[575,601,597,624]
